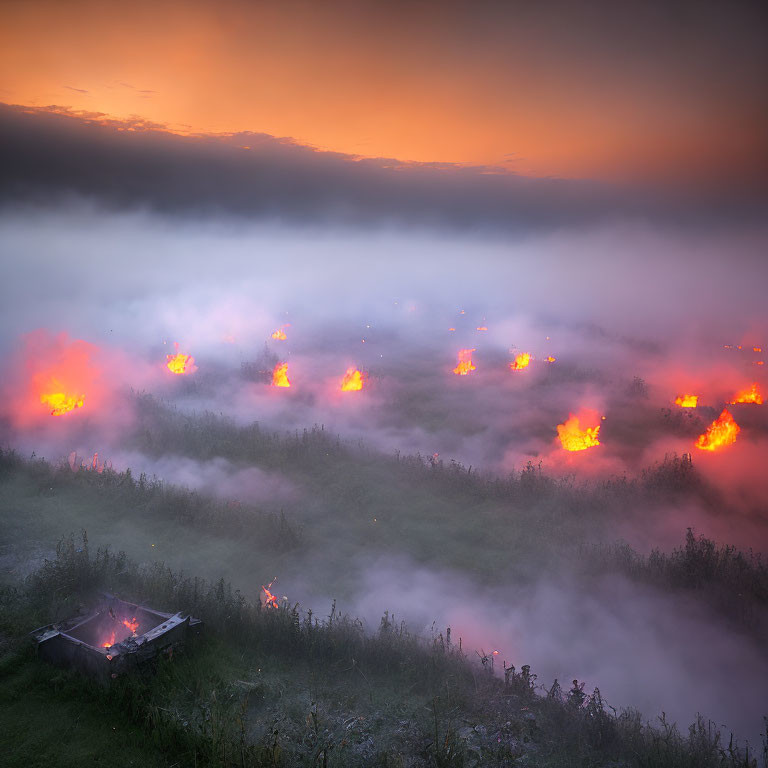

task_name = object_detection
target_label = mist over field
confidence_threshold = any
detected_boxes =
[2,193,768,750]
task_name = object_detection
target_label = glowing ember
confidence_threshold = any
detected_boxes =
[509,352,531,371]
[674,393,698,408]
[453,348,476,375]
[476,326,488,331]
[122,617,139,634]
[272,362,291,388]
[729,383,763,404]
[166,343,196,375]
[262,579,279,609]
[102,631,116,648]
[545,356,556,363]
[341,367,364,391]
[271,328,287,340]
[41,390,84,416]
[557,414,601,451]
[754,347,762,353]
[696,409,740,451]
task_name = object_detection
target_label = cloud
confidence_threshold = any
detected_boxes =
[0,103,765,233]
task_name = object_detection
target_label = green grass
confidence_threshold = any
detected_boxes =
[2,398,763,627]
[2,399,768,764]
[0,536,764,767]
[0,651,166,768]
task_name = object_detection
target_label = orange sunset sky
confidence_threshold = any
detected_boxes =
[1,0,766,186]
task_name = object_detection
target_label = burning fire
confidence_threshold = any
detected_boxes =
[19,332,101,423]
[261,579,279,609]
[696,409,740,451]
[41,389,85,416]
[453,349,476,376]
[545,356,556,363]
[729,383,763,404]
[674,393,699,408]
[68,451,111,474]
[272,362,291,388]
[341,367,364,391]
[166,343,196,375]
[102,631,116,648]
[557,414,601,451]
[122,617,139,634]
[509,352,532,371]
[271,328,287,340]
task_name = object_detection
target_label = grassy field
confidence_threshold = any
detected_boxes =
[1,537,764,767]
[2,395,765,630]
[1,396,767,765]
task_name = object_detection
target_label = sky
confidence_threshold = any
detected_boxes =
[1,0,767,189]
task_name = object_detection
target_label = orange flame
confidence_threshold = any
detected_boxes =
[341,367,364,391]
[271,328,287,340]
[272,362,291,388]
[41,390,85,416]
[509,352,531,371]
[696,409,740,451]
[122,617,139,634]
[754,347,762,353]
[453,349,476,375]
[102,631,116,648]
[476,326,488,331]
[674,393,698,408]
[544,356,556,363]
[18,332,101,423]
[166,343,196,375]
[557,414,601,451]
[729,383,763,404]
[262,579,279,609]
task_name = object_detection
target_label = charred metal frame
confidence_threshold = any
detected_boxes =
[31,593,201,682]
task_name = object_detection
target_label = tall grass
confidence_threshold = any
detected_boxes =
[0,447,302,552]
[1,534,764,767]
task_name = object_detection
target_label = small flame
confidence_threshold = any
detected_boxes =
[544,356,556,363]
[509,352,531,371]
[272,362,291,388]
[102,631,116,648]
[754,347,762,353]
[271,328,287,340]
[453,349,476,375]
[262,578,279,609]
[41,390,85,416]
[696,409,740,451]
[557,414,601,451]
[674,393,698,408]
[729,383,763,404]
[341,367,364,391]
[166,343,196,375]
[476,326,488,331]
[122,617,139,634]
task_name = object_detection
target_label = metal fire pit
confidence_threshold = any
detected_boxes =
[31,593,202,682]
